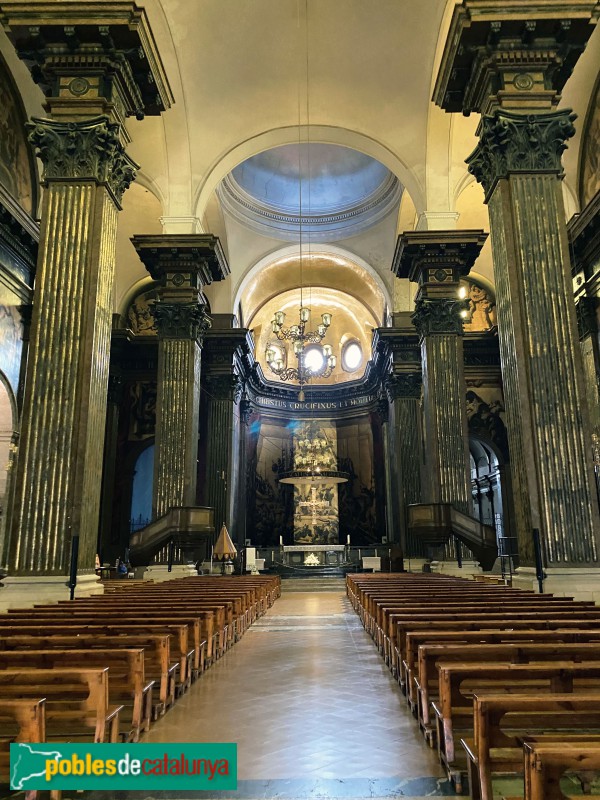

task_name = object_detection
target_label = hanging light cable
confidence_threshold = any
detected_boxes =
[268,0,336,399]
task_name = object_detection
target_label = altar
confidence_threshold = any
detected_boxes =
[282,544,347,567]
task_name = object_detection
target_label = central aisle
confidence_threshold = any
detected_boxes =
[141,582,452,799]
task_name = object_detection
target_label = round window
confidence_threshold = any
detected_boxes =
[342,341,362,372]
[303,345,325,374]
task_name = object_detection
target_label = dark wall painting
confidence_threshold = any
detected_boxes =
[0,302,22,396]
[336,416,379,545]
[250,421,294,546]
[581,73,600,208]
[0,53,36,215]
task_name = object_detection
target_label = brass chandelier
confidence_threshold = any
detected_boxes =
[267,306,336,398]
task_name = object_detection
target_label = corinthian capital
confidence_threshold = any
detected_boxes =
[467,109,576,201]
[412,298,465,338]
[27,116,138,203]
[154,302,211,342]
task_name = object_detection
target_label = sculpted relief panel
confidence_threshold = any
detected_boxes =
[461,280,497,333]
[127,290,158,336]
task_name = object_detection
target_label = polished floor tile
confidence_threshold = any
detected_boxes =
[121,583,450,798]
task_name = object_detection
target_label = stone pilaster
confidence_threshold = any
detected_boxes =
[201,328,253,546]
[98,371,124,563]
[384,370,425,557]
[131,236,229,520]
[204,373,242,536]
[393,231,487,517]
[0,4,172,590]
[434,2,600,569]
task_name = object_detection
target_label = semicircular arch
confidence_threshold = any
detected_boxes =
[194,125,425,227]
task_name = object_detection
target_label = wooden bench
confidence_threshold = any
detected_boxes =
[522,740,600,800]
[0,625,183,714]
[20,605,213,673]
[0,698,46,797]
[432,660,600,785]
[0,668,122,743]
[1,614,195,694]
[394,617,600,684]
[415,641,600,732]
[0,649,152,742]
[379,600,589,662]
[462,693,600,800]
[55,598,218,668]
[402,628,600,696]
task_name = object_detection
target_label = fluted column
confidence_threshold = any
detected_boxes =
[0,5,172,601]
[6,121,134,577]
[393,231,487,515]
[384,372,425,557]
[201,327,253,546]
[434,1,600,580]
[131,237,229,520]
[204,374,242,537]
[97,372,125,563]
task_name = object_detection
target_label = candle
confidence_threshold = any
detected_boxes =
[279,535,283,546]
[346,535,350,545]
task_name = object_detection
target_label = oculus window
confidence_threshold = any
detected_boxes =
[342,341,362,372]
[303,345,326,374]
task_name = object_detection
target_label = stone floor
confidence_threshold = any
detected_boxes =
[88,582,455,799]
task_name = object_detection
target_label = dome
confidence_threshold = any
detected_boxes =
[217,143,402,241]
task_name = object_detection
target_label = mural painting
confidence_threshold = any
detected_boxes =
[337,416,378,545]
[0,303,23,396]
[0,54,35,215]
[581,75,600,207]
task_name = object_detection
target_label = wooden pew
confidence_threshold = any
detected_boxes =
[462,693,600,800]
[394,617,600,684]
[0,698,46,797]
[0,615,195,693]
[0,649,152,742]
[522,740,600,800]
[53,598,218,668]
[402,628,600,698]
[0,625,183,714]
[415,641,600,732]
[432,660,600,783]
[379,600,590,663]
[0,668,122,743]
[19,605,214,673]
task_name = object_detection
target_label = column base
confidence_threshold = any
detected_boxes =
[430,560,483,579]
[513,566,600,603]
[143,564,198,582]
[0,572,103,611]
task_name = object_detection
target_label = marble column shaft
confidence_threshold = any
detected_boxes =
[418,319,471,514]
[131,235,230,524]
[98,372,124,563]
[393,231,487,518]
[7,120,135,575]
[477,144,599,564]
[432,0,600,570]
[385,373,425,556]
[153,307,208,518]
[204,374,241,534]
